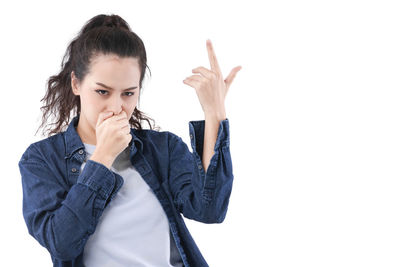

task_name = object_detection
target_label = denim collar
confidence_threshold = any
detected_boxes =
[64,114,143,159]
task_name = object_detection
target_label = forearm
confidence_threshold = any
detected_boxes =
[202,111,226,172]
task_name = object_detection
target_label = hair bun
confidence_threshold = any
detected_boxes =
[102,15,129,30]
[79,14,131,35]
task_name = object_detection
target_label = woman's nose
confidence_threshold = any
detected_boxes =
[109,96,123,115]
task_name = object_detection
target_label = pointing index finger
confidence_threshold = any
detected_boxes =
[207,39,222,75]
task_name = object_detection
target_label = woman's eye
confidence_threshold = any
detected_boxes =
[125,92,135,96]
[95,89,108,95]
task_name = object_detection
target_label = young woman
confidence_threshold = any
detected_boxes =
[18,14,241,267]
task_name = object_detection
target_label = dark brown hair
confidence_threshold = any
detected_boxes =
[36,14,160,137]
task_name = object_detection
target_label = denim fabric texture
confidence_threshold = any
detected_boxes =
[18,114,234,267]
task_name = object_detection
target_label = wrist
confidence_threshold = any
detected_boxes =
[90,150,114,169]
[204,111,226,121]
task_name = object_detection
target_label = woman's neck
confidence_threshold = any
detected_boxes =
[76,116,97,145]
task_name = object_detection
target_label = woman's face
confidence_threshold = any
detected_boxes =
[71,53,141,137]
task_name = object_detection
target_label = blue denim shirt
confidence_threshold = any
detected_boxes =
[18,114,233,267]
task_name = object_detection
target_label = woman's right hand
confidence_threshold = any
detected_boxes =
[90,110,132,169]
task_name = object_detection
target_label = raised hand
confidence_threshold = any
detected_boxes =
[183,39,241,118]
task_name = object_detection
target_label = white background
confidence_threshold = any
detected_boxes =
[1,0,400,266]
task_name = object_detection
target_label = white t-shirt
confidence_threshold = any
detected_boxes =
[81,143,183,267]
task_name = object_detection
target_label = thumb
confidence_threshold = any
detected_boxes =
[224,66,242,91]
[96,111,114,127]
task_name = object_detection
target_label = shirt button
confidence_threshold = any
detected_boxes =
[78,149,84,155]
[71,168,77,173]
[190,134,193,139]
[198,164,202,169]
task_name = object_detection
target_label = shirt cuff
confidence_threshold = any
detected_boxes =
[188,118,230,159]
[77,159,124,203]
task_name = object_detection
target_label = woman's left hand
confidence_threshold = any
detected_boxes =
[183,39,241,118]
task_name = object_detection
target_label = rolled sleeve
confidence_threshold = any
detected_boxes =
[168,118,233,223]
[77,159,124,206]
[189,118,230,156]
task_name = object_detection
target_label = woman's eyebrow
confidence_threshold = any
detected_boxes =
[96,82,138,91]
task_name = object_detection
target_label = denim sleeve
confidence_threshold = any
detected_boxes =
[18,144,124,261]
[168,118,234,223]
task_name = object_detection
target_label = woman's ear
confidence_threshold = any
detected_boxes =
[71,71,80,96]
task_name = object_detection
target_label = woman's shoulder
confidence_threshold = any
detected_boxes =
[19,132,66,164]
[133,128,182,149]
[134,127,179,137]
